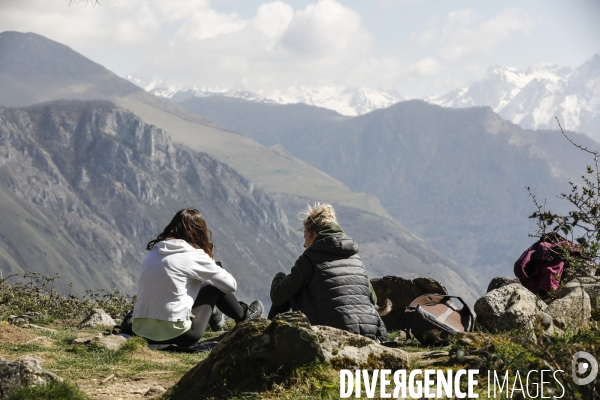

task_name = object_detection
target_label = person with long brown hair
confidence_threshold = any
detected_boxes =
[131,208,263,347]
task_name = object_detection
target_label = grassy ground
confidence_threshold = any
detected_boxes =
[0,322,216,399]
[2,320,600,399]
[1,276,598,399]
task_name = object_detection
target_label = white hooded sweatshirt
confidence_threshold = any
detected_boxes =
[132,239,237,322]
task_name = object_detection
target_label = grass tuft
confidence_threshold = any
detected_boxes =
[6,381,89,400]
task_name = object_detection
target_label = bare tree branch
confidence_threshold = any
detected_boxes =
[69,0,102,7]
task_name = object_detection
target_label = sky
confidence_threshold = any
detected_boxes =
[1,0,599,98]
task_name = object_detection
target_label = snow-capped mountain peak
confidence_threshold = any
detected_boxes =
[126,75,403,117]
[426,49,600,140]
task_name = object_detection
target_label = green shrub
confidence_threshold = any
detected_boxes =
[0,272,135,320]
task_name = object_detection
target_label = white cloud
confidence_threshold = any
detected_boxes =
[138,0,381,89]
[433,7,534,61]
[408,57,441,76]
[253,2,294,41]
[378,0,422,10]
[282,0,371,59]
[0,1,538,98]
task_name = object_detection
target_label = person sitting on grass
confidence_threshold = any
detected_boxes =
[268,203,388,340]
[131,208,263,347]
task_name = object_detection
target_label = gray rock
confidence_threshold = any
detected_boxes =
[8,312,45,326]
[173,312,410,395]
[93,334,127,351]
[145,385,167,397]
[546,287,591,331]
[540,312,553,329]
[72,333,103,345]
[314,325,409,370]
[72,333,126,350]
[371,276,448,329]
[487,277,520,293]
[557,277,600,311]
[474,283,524,331]
[0,355,62,397]
[494,287,547,333]
[77,308,116,329]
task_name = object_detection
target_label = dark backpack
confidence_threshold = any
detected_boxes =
[402,294,475,346]
[119,310,134,336]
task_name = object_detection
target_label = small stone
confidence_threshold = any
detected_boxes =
[72,333,103,345]
[145,385,167,397]
[92,335,127,351]
[540,312,553,329]
[78,308,116,329]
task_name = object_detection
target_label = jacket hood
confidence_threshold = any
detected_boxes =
[306,234,359,257]
[156,239,194,255]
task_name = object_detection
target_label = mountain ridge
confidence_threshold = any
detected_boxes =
[0,99,296,301]
[177,95,599,288]
[0,31,479,302]
[126,74,404,117]
[426,50,600,140]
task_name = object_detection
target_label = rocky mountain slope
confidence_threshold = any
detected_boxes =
[0,100,296,300]
[426,50,600,140]
[0,31,478,301]
[178,96,599,286]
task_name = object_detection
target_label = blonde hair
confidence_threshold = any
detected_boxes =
[300,203,337,233]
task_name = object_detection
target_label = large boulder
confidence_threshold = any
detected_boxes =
[494,287,547,333]
[172,312,410,398]
[546,287,591,331]
[371,276,448,329]
[77,308,116,329]
[474,283,542,331]
[557,277,600,312]
[0,355,62,397]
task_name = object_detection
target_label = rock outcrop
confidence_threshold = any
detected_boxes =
[0,100,296,300]
[172,312,409,397]
[475,277,595,334]
[0,355,62,397]
[371,276,448,329]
